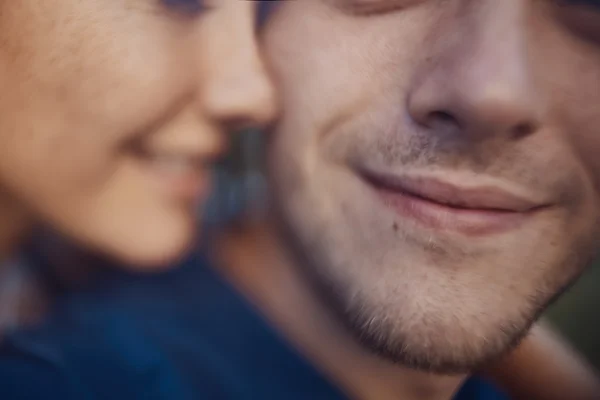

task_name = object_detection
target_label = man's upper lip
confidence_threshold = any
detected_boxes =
[361,170,546,212]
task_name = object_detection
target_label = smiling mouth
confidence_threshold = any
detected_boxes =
[359,169,549,236]
[129,144,220,203]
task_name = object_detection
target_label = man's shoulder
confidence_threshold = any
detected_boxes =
[454,377,510,400]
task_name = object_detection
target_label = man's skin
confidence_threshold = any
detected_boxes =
[213,1,600,399]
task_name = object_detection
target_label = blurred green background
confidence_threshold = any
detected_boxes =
[547,261,600,369]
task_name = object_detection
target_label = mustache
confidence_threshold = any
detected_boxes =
[328,116,575,199]
[337,125,526,173]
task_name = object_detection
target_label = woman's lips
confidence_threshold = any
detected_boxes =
[360,170,548,236]
[132,146,217,203]
[144,153,211,201]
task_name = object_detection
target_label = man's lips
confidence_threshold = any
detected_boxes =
[359,169,549,235]
[362,170,544,212]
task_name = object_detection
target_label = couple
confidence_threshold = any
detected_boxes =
[0,0,599,399]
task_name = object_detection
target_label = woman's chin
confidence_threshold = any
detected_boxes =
[113,239,196,271]
[99,221,199,272]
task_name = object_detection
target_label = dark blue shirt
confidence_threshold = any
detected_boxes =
[0,254,507,399]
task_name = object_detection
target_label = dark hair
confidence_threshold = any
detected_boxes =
[258,1,279,26]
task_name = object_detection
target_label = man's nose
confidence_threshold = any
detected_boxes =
[407,0,543,142]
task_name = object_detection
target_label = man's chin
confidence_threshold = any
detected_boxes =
[314,280,540,375]
[342,309,536,375]
[351,321,531,375]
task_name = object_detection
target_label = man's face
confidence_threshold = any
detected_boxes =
[263,0,600,372]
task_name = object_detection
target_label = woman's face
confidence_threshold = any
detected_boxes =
[0,0,276,267]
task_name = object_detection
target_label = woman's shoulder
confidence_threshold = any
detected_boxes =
[0,251,224,400]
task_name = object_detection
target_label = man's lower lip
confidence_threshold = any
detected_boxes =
[371,186,529,236]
